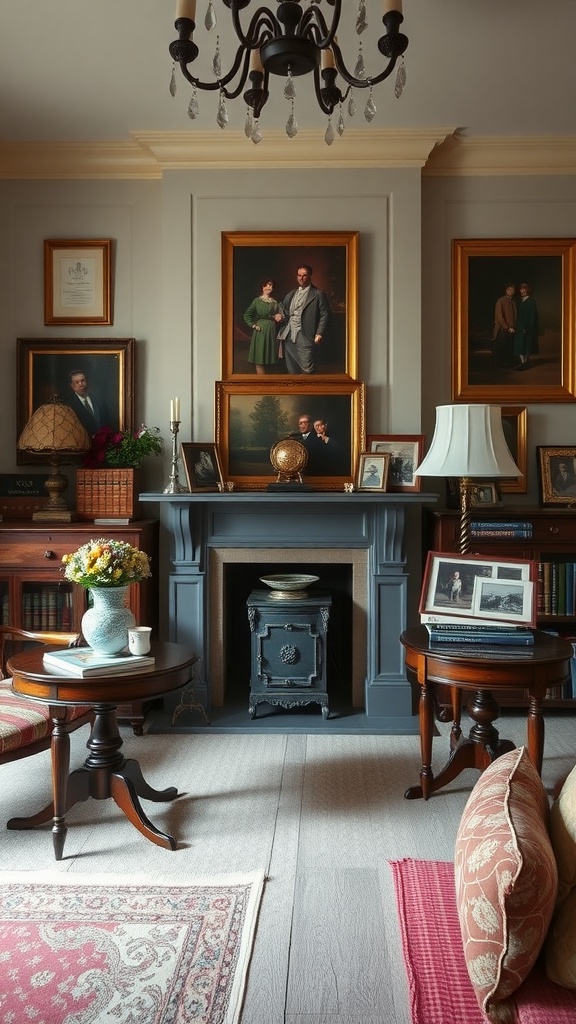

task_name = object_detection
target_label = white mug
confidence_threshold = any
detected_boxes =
[128,626,152,656]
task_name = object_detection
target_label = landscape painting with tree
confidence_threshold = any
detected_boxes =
[216,380,364,490]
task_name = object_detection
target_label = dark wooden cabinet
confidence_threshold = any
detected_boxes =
[427,508,576,708]
[0,519,159,732]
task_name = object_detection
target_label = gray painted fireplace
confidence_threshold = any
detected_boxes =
[141,491,434,733]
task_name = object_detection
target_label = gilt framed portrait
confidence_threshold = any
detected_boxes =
[452,238,576,403]
[537,446,576,506]
[17,337,134,464]
[221,230,358,379]
[215,379,365,490]
[500,406,527,494]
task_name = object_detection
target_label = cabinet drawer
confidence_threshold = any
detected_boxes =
[0,533,94,569]
[529,519,576,545]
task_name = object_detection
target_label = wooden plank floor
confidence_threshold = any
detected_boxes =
[0,716,575,1023]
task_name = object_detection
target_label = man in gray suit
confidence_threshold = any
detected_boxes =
[277,264,330,374]
[66,369,113,434]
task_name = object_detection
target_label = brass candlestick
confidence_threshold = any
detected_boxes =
[163,420,188,494]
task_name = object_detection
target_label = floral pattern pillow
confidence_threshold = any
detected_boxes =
[455,747,557,1023]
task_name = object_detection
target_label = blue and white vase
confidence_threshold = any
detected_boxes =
[81,586,136,656]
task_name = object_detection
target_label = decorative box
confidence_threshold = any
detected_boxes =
[75,468,140,521]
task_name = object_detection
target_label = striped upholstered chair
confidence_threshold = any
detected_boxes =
[0,627,92,771]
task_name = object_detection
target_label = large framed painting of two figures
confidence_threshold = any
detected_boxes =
[221,231,358,380]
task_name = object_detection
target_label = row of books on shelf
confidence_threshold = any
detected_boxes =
[22,586,74,631]
[538,561,576,616]
[470,520,533,539]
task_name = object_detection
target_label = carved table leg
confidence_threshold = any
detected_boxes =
[526,694,544,774]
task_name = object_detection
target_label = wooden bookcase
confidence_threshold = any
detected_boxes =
[427,508,576,709]
[0,519,159,732]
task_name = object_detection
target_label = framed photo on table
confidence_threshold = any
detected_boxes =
[215,379,365,490]
[181,442,224,492]
[16,337,134,464]
[366,433,424,492]
[356,452,390,492]
[537,446,576,506]
[221,230,358,379]
[44,239,112,325]
[451,238,576,403]
[419,552,536,627]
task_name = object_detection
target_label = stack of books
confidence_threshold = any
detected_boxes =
[426,621,534,647]
[43,648,155,678]
[470,520,533,539]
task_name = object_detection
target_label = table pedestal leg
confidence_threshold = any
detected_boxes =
[7,704,179,859]
[405,688,515,800]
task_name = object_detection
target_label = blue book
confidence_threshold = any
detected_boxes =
[428,631,534,646]
[567,563,575,616]
[470,521,533,529]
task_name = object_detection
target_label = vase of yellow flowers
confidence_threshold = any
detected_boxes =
[62,538,151,655]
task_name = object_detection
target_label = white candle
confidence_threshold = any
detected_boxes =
[250,48,263,74]
[175,0,197,21]
[321,46,335,71]
[383,0,402,13]
[170,399,175,421]
[174,397,180,421]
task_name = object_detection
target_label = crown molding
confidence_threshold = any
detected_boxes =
[424,134,576,176]
[0,128,454,179]
[2,131,574,179]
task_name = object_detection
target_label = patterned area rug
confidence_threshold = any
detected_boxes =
[390,859,576,1024]
[0,869,265,1024]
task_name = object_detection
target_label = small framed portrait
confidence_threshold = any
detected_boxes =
[366,433,424,492]
[537,446,576,506]
[44,239,112,325]
[470,481,500,507]
[181,442,224,492]
[356,452,390,492]
[419,552,537,627]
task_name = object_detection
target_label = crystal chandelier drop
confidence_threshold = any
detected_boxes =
[169,1,408,145]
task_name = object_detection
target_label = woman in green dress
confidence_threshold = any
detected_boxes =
[243,279,285,374]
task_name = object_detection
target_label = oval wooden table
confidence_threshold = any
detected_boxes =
[7,641,197,860]
[400,626,573,800]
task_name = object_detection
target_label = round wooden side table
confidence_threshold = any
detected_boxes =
[7,640,197,860]
[400,625,572,800]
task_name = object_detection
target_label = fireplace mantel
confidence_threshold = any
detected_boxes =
[141,491,436,732]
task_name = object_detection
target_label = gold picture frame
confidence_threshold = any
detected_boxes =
[215,379,365,490]
[44,239,112,325]
[366,433,424,492]
[221,230,358,379]
[355,452,390,492]
[537,446,576,506]
[452,238,576,403]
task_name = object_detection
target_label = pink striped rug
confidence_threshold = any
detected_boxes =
[390,858,576,1024]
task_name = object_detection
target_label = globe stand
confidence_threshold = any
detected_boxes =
[268,437,312,492]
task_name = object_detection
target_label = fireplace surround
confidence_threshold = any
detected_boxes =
[142,491,434,732]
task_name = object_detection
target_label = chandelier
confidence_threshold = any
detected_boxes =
[169,0,408,145]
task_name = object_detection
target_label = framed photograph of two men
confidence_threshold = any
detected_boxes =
[452,238,576,403]
[221,230,358,379]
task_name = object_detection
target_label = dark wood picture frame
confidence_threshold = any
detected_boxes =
[221,230,359,379]
[181,442,224,492]
[536,446,576,506]
[366,433,424,492]
[500,405,527,494]
[215,379,365,490]
[17,338,134,464]
[44,239,112,325]
[452,238,576,403]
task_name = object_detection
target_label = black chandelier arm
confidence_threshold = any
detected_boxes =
[300,0,340,49]
[314,66,349,117]
[230,4,278,48]
[177,46,251,97]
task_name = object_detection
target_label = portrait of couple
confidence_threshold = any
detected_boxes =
[222,231,358,379]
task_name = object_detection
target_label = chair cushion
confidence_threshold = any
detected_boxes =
[0,680,88,754]
[546,764,576,988]
[454,747,558,1023]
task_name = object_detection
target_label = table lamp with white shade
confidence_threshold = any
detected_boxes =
[414,405,522,554]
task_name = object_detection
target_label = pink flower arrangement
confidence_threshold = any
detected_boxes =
[82,424,163,469]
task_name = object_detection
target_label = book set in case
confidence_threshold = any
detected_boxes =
[427,508,576,708]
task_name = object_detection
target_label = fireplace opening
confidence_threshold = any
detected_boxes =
[223,562,354,712]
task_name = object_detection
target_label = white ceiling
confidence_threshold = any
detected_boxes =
[0,0,574,145]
